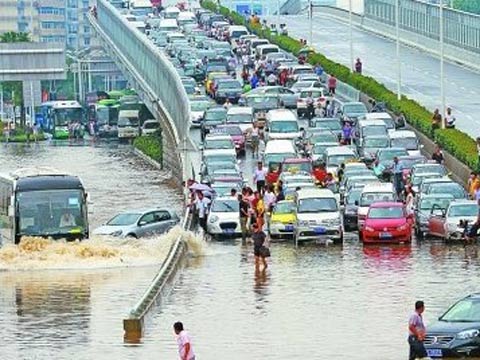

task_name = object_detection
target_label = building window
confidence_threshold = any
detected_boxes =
[41,35,66,43]
[41,21,66,29]
[38,7,66,15]
[84,37,90,46]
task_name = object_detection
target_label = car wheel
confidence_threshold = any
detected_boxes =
[126,233,138,239]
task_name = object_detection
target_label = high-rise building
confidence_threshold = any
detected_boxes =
[0,0,94,49]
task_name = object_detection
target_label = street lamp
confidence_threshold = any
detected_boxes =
[440,1,445,129]
[309,0,313,46]
[395,0,401,100]
[349,0,353,72]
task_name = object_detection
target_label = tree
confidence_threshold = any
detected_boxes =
[0,31,31,43]
[453,0,480,14]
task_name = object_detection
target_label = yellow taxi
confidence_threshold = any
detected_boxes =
[269,200,297,239]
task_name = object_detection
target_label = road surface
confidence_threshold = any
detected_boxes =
[267,13,480,137]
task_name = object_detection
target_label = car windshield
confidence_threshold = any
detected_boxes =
[448,204,478,217]
[274,202,295,214]
[283,162,312,173]
[364,138,389,148]
[298,197,338,213]
[398,158,424,169]
[313,144,330,155]
[429,184,465,198]
[360,192,395,206]
[344,104,367,114]
[107,213,140,226]
[382,118,396,129]
[300,90,323,98]
[311,133,338,143]
[368,207,404,219]
[419,197,452,211]
[391,137,418,150]
[144,122,159,129]
[265,154,292,164]
[207,162,236,173]
[412,174,441,186]
[378,149,408,161]
[205,109,227,121]
[328,154,355,167]
[214,126,242,136]
[314,120,341,131]
[415,165,446,175]
[363,125,387,137]
[191,101,210,112]
[440,298,480,322]
[118,116,139,127]
[293,82,312,89]
[270,121,299,133]
[205,139,233,149]
[212,199,239,212]
[346,189,362,205]
[218,81,241,89]
[205,154,236,164]
[227,113,252,124]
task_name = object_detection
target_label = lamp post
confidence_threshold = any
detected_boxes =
[349,0,353,72]
[440,1,445,129]
[309,0,313,46]
[396,0,401,100]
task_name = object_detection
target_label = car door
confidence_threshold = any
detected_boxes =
[137,212,156,237]
[152,210,175,234]
[279,88,296,106]
[428,205,446,237]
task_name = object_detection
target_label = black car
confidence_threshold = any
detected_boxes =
[343,187,362,231]
[425,293,480,358]
[214,79,243,104]
[201,107,227,141]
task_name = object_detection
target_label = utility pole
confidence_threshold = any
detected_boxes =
[349,0,354,72]
[309,0,313,46]
[440,1,445,129]
[396,0,401,100]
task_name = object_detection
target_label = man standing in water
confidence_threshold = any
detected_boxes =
[252,222,268,270]
[174,322,196,360]
[408,300,428,360]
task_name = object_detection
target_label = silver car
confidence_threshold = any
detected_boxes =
[93,208,180,238]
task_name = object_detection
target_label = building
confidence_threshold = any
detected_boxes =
[0,0,94,49]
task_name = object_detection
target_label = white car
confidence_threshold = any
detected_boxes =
[428,200,479,241]
[206,197,241,237]
[141,120,161,136]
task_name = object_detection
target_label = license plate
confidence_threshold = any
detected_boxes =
[314,226,326,234]
[427,349,442,358]
[285,224,294,231]
[380,232,392,239]
[223,228,235,234]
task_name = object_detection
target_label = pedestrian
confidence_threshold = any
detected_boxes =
[326,100,336,117]
[405,185,415,215]
[314,63,323,77]
[252,222,269,270]
[431,108,442,137]
[396,112,406,128]
[408,300,428,360]
[250,123,260,158]
[255,191,265,229]
[195,191,211,234]
[223,98,232,109]
[267,72,277,85]
[355,58,362,74]
[445,107,456,129]
[341,121,352,145]
[32,121,39,143]
[263,185,277,214]
[173,322,196,360]
[476,137,480,172]
[305,91,314,120]
[391,156,404,198]
[253,161,267,194]
[25,122,33,143]
[238,194,250,245]
[230,188,237,198]
[328,75,337,95]
[431,145,445,165]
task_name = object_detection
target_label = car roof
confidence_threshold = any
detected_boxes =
[369,202,404,208]
[296,188,335,199]
[119,208,174,215]
[204,134,233,141]
[449,199,478,206]
[361,182,395,192]
[358,120,388,127]
[389,130,417,138]
[283,158,311,164]
[325,146,356,155]
[227,106,253,114]
[361,112,392,120]
[419,193,455,199]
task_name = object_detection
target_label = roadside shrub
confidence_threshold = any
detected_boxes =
[133,135,163,164]
[201,0,478,170]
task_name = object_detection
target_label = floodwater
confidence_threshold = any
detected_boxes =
[1,143,480,359]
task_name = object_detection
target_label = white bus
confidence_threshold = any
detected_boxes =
[0,168,90,245]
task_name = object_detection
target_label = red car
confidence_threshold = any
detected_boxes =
[360,202,413,244]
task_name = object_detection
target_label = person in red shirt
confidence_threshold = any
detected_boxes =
[328,75,337,95]
[313,163,327,184]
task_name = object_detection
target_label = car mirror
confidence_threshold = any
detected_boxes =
[265,127,269,132]
[354,200,359,206]
[139,220,147,226]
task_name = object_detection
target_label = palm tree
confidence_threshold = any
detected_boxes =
[0,31,31,43]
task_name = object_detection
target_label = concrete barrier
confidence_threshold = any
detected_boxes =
[123,207,193,342]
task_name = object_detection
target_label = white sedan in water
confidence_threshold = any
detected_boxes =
[206,197,241,238]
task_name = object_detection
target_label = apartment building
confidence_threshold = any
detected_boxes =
[0,0,94,49]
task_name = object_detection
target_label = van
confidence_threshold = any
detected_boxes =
[250,39,270,56]
[118,109,140,139]
[159,19,179,33]
[255,44,279,59]
[323,146,357,175]
[265,109,300,141]
[263,139,297,168]
[162,6,180,19]
[295,188,343,244]
[388,130,421,156]
[357,183,396,229]
[228,25,249,40]
[177,11,196,26]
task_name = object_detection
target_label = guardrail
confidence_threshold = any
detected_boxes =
[123,207,193,341]
[95,0,190,147]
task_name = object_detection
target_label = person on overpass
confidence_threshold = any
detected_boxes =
[355,58,362,74]
[444,107,456,129]
[328,75,337,95]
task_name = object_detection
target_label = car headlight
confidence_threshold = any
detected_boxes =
[110,230,123,237]
[398,223,409,231]
[456,329,480,340]
[298,220,309,226]
[209,215,219,223]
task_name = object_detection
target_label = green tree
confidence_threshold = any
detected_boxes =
[453,0,480,14]
[0,31,31,43]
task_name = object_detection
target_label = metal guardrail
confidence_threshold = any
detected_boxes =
[95,0,190,146]
[124,207,192,340]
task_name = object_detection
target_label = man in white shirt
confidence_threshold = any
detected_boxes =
[253,161,267,194]
[195,191,211,232]
[174,322,196,360]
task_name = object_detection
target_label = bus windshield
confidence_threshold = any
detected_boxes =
[54,108,83,126]
[17,189,86,236]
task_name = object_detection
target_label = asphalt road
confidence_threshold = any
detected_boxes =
[266,13,480,138]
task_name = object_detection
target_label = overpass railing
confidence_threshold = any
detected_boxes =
[96,0,190,145]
